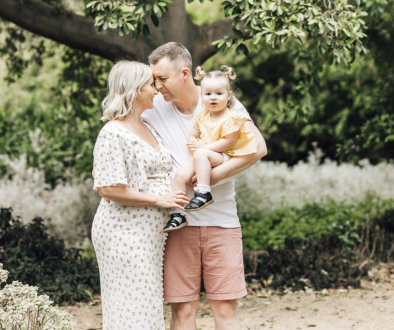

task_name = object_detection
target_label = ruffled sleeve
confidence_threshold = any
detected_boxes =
[193,110,204,130]
[221,113,246,137]
[93,128,129,190]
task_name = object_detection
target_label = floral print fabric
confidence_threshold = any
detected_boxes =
[92,121,171,329]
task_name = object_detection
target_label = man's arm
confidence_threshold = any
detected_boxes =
[209,121,267,185]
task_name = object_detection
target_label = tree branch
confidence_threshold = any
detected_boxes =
[197,19,236,63]
[0,0,153,61]
[0,0,235,65]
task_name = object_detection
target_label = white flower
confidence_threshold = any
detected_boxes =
[235,149,394,217]
[0,153,99,242]
[1,149,393,243]
[0,265,74,329]
[0,264,8,284]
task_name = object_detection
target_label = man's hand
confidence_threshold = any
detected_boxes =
[189,174,198,187]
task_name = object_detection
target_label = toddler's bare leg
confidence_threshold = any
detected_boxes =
[163,164,195,232]
[172,163,195,194]
[193,149,225,186]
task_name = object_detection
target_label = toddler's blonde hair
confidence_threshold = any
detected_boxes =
[195,65,236,108]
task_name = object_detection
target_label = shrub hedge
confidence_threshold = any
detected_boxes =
[241,196,394,251]
[243,207,394,291]
[0,208,99,305]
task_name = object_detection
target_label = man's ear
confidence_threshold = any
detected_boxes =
[182,67,191,79]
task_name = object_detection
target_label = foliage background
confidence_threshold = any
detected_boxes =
[0,0,392,182]
[0,0,393,303]
[0,0,392,243]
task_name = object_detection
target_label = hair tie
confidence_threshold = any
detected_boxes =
[194,66,206,80]
[221,65,236,80]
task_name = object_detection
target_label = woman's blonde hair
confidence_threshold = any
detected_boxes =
[195,65,236,108]
[101,60,152,121]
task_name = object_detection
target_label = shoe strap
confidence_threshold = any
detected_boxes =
[193,192,209,203]
[195,196,207,203]
[169,214,185,224]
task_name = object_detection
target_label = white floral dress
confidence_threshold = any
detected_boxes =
[91,121,171,330]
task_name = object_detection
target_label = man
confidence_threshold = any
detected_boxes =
[142,42,267,329]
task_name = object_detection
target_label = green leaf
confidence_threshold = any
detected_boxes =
[86,1,98,9]
[277,113,285,124]
[142,24,150,38]
[277,29,289,36]
[153,4,161,15]
[385,135,394,143]
[151,14,159,26]
[235,43,249,56]
[108,21,118,29]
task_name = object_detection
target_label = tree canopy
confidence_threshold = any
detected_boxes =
[0,0,392,181]
[0,0,374,66]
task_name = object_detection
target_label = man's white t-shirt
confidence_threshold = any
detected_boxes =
[141,93,251,228]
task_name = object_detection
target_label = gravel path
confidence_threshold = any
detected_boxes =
[63,264,394,329]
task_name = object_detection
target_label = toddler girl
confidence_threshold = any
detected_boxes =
[163,65,257,232]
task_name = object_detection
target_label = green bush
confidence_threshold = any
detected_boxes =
[243,204,394,291]
[241,196,394,251]
[0,208,99,305]
[0,46,110,183]
[203,2,394,165]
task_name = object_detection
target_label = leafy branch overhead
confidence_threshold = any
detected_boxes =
[85,0,173,37]
[0,1,392,183]
[86,0,369,66]
[218,0,368,65]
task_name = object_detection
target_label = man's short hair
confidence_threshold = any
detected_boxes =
[148,42,192,70]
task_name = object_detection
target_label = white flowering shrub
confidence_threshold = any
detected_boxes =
[1,150,393,242]
[0,264,74,330]
[235,150,394,220]
[0,154,99,242]
[0,266,8,285]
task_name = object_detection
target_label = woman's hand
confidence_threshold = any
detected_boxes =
[154,192,190,210]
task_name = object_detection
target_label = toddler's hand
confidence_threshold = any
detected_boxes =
[187,141,198,152]
[187,139,206,152]
[187,136,198,144]
[196,139,206,149]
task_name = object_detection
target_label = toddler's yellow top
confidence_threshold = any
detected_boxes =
[193,108,257,156]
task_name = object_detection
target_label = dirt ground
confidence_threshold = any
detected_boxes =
[62,264,394,329]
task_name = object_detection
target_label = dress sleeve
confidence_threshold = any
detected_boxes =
[221,113,246,137]
[193,111,203,130]
[93,128,129,190]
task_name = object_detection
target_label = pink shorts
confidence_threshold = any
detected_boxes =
[163,226,247,303]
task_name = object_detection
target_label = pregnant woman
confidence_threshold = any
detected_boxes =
[91,61,189,329]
